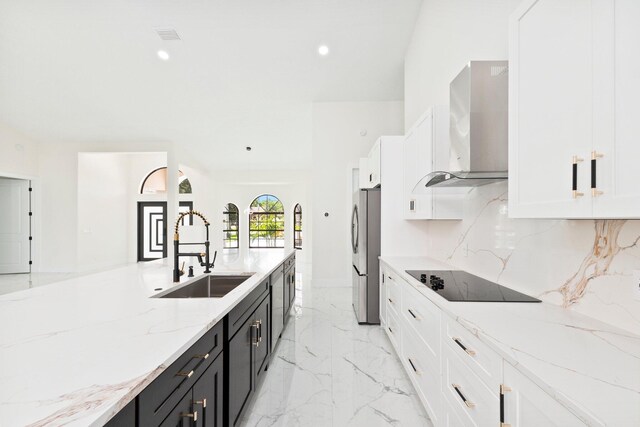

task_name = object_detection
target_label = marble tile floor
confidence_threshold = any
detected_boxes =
[238,271,431,427]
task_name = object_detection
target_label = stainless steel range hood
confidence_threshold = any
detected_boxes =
[420,61,509,189]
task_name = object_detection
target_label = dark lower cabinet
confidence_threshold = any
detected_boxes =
[228,315,254,426]
[159,390,195,427]
[228,294,271,426]
[193,354,224,427]
[105,400,135,426]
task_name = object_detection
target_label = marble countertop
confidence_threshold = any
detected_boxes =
[0,249,294,427]
[380,256,640,426]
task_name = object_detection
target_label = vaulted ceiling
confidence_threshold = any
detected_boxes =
[0,0,422,169]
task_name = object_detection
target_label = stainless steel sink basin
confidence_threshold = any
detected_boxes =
[158,273,254,298]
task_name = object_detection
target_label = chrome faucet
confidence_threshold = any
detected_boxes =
[173,210,217,282]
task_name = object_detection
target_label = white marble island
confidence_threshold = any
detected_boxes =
[0,249,294,427]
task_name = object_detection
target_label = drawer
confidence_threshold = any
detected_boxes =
[401,281,440,364]
[228,277,269,338]
[384,270,401,317]
[139,321,223,427]
[402,325,442,425]
[443,316,502,391]
[444,397,469,427]
[442,343,499,427]
[379,270,387,327]
[385,307,402,354]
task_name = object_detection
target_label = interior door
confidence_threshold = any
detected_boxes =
[137,201,193,261]
[0,178,31,274]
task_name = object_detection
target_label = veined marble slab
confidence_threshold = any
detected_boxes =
[0,249,294,426]
[380,256,640,426]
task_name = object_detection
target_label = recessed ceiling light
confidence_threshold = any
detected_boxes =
[157,50,170,61]
[246,146,252,151]
[318,45,330,56]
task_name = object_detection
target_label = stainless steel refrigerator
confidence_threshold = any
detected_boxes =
[351,188,381,324]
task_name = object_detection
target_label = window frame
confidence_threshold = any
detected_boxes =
[223,203,240,249]
[248,194,285,249]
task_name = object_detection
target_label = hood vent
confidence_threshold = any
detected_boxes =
[422,61,509,189]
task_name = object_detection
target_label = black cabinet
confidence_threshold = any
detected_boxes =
[227,292,270,426]
[159,390,195,427]
[284,255,295,318]
[193,353,224,427]
[138,322,223,427]
[228,314,254,426]
[105,400,136,426]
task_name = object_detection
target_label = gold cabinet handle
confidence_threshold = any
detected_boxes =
[591,151,604,197]
[572,155,584,198]
[452,337,476,356]
[452,384,475,409]
[252,321,260,347]
[176,370,194,378]
[181,411,198,421]
[193,353,209,360]
[194,398,207,408]
[407,308,421,320]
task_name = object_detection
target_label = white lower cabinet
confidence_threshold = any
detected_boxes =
[380,261,588,427]
[442,343,499,426]
[402,322,442,425]
[502,363,586,427]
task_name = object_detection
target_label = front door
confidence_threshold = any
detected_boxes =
[137,201,192,262]
[0,178,31,274]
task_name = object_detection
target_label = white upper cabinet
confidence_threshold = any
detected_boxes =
[509,0,640,218]
[360,139,382,189]
[403,106,462,220]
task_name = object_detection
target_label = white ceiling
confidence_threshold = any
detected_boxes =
[0,0,421,169]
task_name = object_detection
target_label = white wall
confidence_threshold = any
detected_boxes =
[311,101,404,287]
[404,0,640,335]
[77,153,130,272]
[0,122,39,178]
[404,0,522,130]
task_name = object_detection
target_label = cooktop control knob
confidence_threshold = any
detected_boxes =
[420,273,427,283]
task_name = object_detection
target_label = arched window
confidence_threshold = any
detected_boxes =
[249,194,284,248]
[140,167,192,194]
[223,203,239,249]
[293,204,302,249]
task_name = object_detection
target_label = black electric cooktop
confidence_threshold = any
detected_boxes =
[405,270,541,303]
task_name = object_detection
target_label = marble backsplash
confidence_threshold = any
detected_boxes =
[424,182,640,336]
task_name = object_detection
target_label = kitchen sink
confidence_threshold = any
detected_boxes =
[157,273,254,298]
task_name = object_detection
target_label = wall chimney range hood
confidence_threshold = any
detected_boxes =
[417,61,509,189]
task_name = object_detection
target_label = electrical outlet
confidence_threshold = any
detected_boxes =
[633,270,640,301]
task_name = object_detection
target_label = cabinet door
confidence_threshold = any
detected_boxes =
[159,390,196,427]
[593,0,640,218]
[253,296,270,384]
[192,353,224,427]
[509,0,594,218]
[228,316,255,426]
[104,400,135,427]
[270,267,284,351]
[369,140,381,187]
[359,157,371,189]
[503,363,586,426]
[288,268,295,308]
[403,115,433,220]
[283,269,291,317]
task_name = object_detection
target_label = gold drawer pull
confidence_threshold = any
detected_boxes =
[194,398,207,408]
[453,337,476,356]
[193,353,209,360]
[176,370,194,378]
[181,411,198,421]
[407,308,420,320]
[452,384,475,409]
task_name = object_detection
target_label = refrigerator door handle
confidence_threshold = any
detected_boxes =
[351,205,359,254]
[353,264,367,277]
